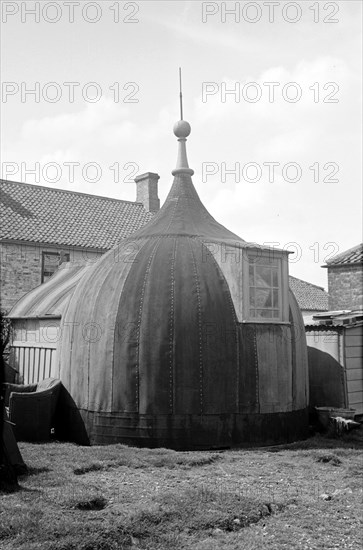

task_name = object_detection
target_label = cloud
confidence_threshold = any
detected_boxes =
[1,54,360,287]
[20,98,130,150]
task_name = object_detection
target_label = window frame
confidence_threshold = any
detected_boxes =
[243,252,289,324]
[41,251,70,283]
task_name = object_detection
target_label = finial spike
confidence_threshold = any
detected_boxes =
[172,68,194,176]
[179,67,183,120]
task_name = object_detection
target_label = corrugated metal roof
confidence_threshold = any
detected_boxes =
[0,179,153,249]
[305,309,363,330]
[289,276,329,311]
[324,243,363,267]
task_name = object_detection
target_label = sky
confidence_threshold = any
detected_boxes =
[1,0,362,288]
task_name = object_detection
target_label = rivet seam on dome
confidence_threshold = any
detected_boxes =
[188,238,203,415]
[169,238,177,414]
[135,237,162,411]
[202,241,240,408]
[165,193,180,234]
[253,327,259,408]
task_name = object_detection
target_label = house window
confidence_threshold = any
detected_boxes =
[248,257,282,321]
[41,251,70,283]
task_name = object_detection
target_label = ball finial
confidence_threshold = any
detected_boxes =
[173,120,191,139]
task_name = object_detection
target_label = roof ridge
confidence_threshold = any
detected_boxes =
[0,179,143,206]
[325,242,363,264]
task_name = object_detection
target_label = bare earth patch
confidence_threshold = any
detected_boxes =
[0,428,362,549]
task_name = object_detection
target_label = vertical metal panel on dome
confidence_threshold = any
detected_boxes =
[289,290,309,410]
[59,242,146,412]
[171,237,202,414]
[137,239,176,416]
[256,324,293,414]
[238,324,259,413]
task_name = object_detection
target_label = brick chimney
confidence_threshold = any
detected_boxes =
[135,172,160,213]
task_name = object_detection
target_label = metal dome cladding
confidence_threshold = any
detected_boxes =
[58,173,309,449]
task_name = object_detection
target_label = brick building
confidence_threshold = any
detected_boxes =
[0,176,159,312]
[323,243,363,311]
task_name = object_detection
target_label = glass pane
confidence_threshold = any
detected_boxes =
[264,291,272,308]
[272,310,280,318]
[248,257,282,321]
[44,253,59,267]
[256,309,272,318]
[255,288,271,308]
[254,257,278,266]
[60,252,70,264]
[252,309,280,320]
[256,266,271,285]
[43,253,60,282]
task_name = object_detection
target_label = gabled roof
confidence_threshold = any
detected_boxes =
[289,276,329,311]
[323,243,363,267]
[0,179,153,249]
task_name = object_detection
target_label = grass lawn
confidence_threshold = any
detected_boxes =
[1,428,362,550]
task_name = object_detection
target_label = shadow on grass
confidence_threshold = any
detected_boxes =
[316,454,342,466]
[72,450,222,476]
[74,496,108,511]
[129,488,281,536]
[25,466,51,476]
[45,487,283,550]
[73,463,104,475]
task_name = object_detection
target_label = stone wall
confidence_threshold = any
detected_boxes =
[0,242,104,313]
[327,264,363,310]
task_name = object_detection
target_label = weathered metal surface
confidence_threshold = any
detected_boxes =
[58,172,309,448]
[8,262,91,319]
[290,290,309,409]
[65,408,309,449]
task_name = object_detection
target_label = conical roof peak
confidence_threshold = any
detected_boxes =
[131,172,243,243]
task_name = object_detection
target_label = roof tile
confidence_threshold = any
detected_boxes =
[324,243,363,266]
[289,276,329,311]
[0,180,153,249]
